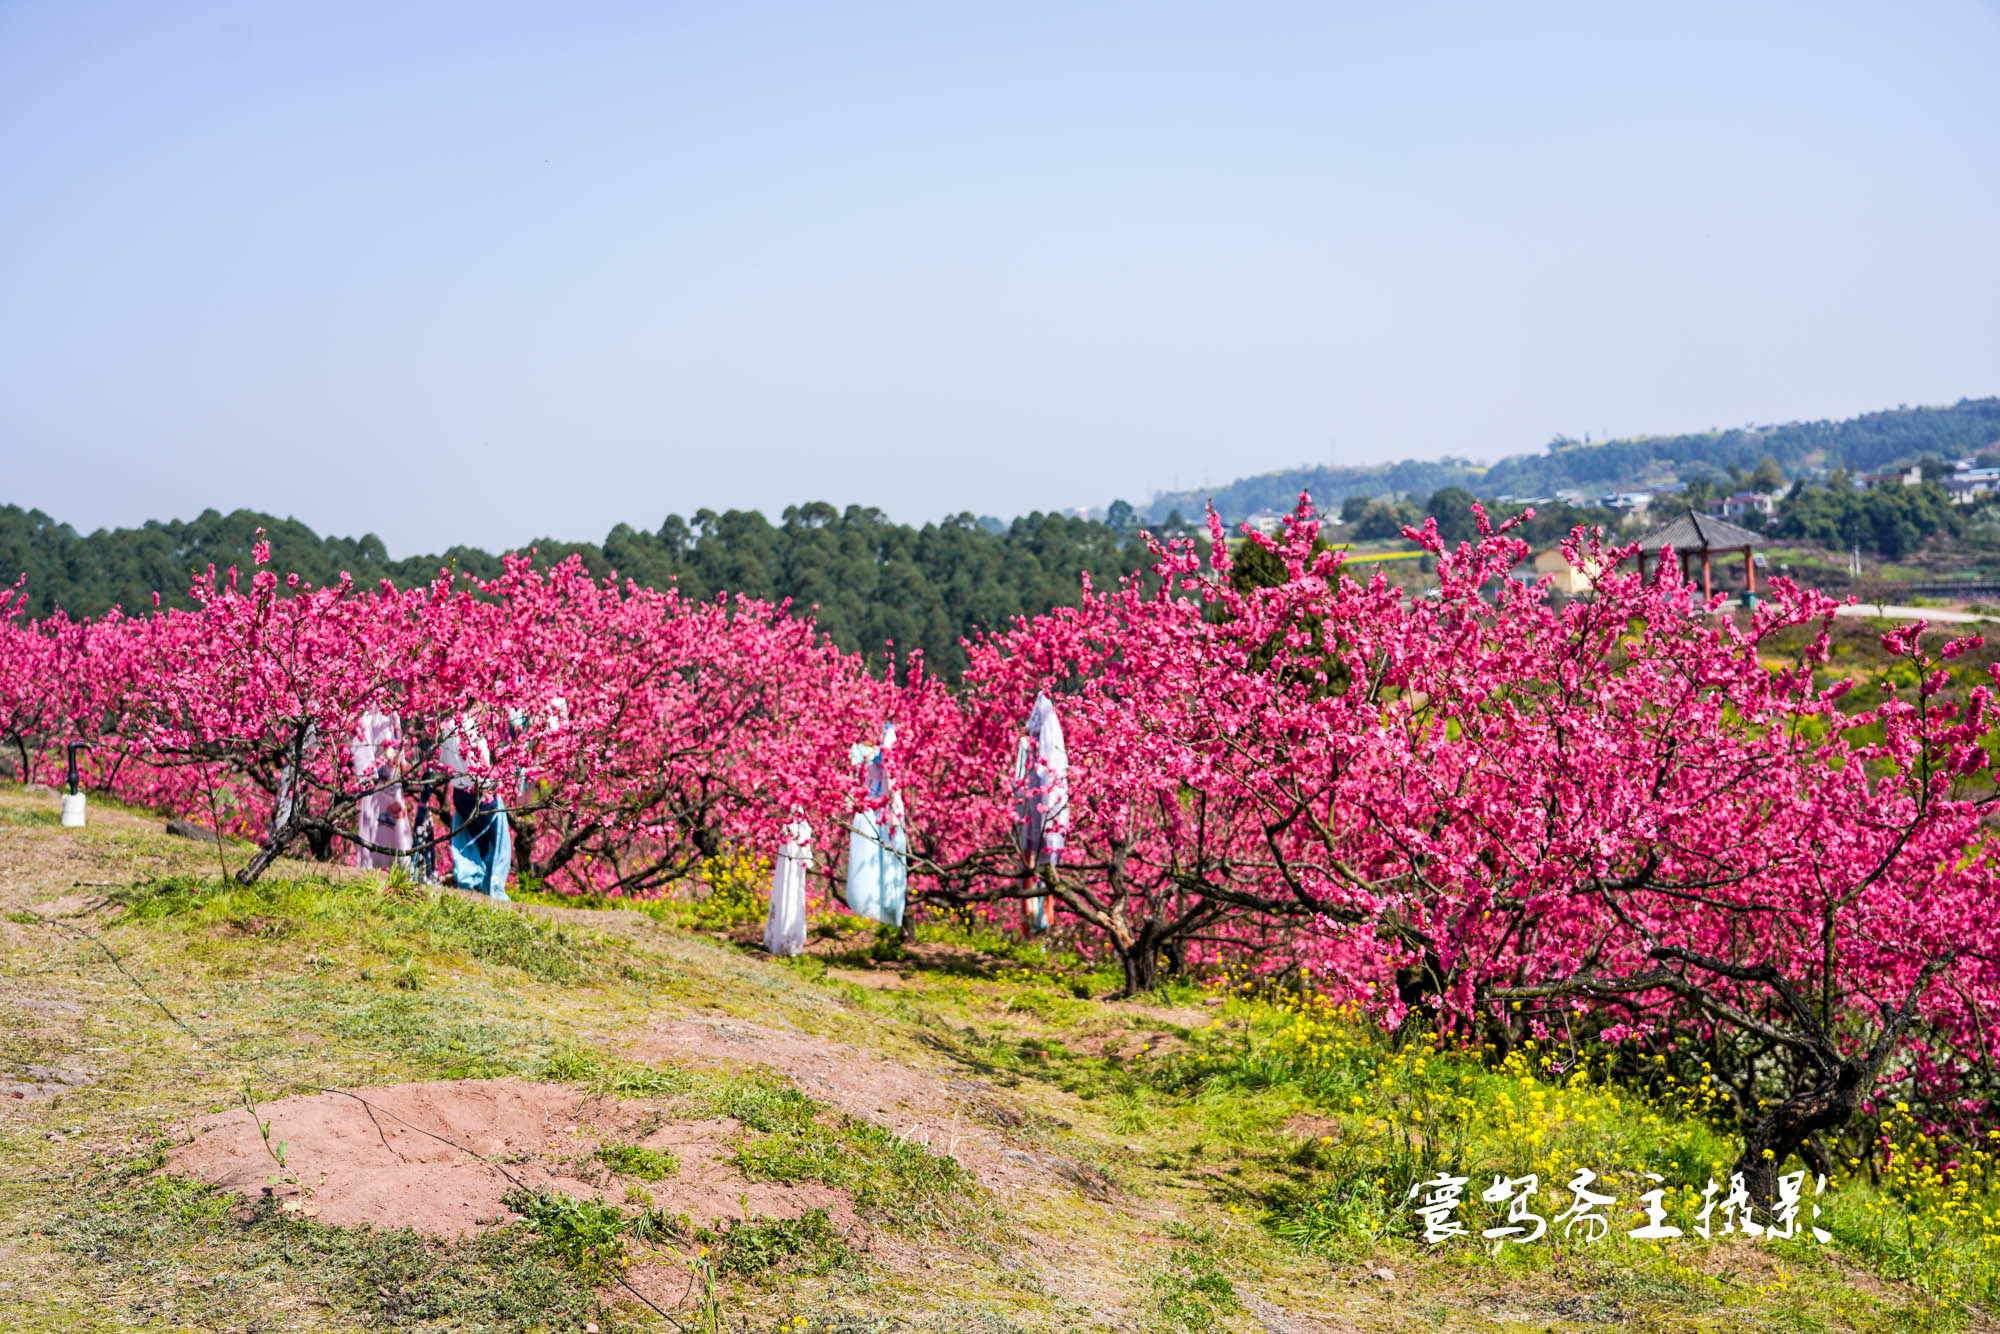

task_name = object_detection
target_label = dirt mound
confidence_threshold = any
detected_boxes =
[629,1017,1112,1200]
[169,1078,852,1237]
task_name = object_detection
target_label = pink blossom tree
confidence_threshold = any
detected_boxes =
[1218,503,2000,1204]
[106,540,566,882]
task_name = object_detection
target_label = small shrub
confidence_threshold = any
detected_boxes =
[1109,1091,1156,1134]
[605,1061,703,1097]
[626,1206,695,1245]
[867,921,907,962]
[701,1208,849,1276]
[540,1045,604,1083]
[595,1141,680,1181]
[691,851,771,930]
[1151,1248,1238,1331]
[1265,1173,1392,1254]
[503,1188,628,1279]
[725,1080,819,1134]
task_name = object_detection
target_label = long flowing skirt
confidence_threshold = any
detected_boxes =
[844,809,906,927]
[449,788,511,900]
[355,784,413,870]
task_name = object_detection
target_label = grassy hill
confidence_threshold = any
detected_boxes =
[0,786,1990,1332]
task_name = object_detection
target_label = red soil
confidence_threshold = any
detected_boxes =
[168,1077,852,1238]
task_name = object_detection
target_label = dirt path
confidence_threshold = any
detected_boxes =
[1833,602,1992,623]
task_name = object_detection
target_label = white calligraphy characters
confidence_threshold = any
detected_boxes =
[1407,1173,1472,1244]
[1408,1168,1833,1251]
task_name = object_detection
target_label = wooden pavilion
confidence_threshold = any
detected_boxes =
[1634,510,1767,604]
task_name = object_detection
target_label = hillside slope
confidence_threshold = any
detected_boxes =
[0,785,1988,1332]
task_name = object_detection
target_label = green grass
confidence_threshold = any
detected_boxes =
[732,1105,972,1232]
[266,982,561,1079]
[782,934,1991,1330]
[1121,993,1987,1327]
[908,913,1131,996]
[112,871,601,983]
[512,849,776,932]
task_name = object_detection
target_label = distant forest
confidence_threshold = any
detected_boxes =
[1142,397,2000,522]
[0,503,1164,680]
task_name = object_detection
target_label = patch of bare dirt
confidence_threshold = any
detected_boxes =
[1240,1291,1343,1334]
[23,893,123,922]
[1067,1026,1188,1065]
[0,789,363,908]
[9,993,84,1020]
[820,965,924,991]
[630,1016,1109,1201]
[802,935,1026,977]
[1283,1113,1341,1142]
[168,1078,853,1238]
[0,972,99,1112]
[163,817,221,844]
[0,1058,94,1102]
[2,892,123,959]
[502,896,658,936]
[824,943,1058,995]
[1121,997,1213,1029]
[0,786,389,897]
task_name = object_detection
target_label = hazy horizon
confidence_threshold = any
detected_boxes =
[8,388,1999,559]
[5,2,1997,553]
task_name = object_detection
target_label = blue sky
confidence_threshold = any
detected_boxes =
[3,1,1996,553]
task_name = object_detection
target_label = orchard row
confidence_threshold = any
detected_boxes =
[3,501,1996,1203]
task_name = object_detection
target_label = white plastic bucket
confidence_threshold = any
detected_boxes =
[60,793,86,828]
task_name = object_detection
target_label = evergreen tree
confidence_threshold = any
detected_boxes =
[0,502,1154,682]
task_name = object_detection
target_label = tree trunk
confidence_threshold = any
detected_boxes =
[1106,910,1174,998]
[235,812,331,885]
[236,834,293,885]
[692,826,719,859]
[1032,860,1166,998]
[1730,1060,1865,1206]
[509,810,537,871]
[1118,933,1163,995]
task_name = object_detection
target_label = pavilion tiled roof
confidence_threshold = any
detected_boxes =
[1634,509,1767,553]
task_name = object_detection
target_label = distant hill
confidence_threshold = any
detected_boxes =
[1140,397,2000,522]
